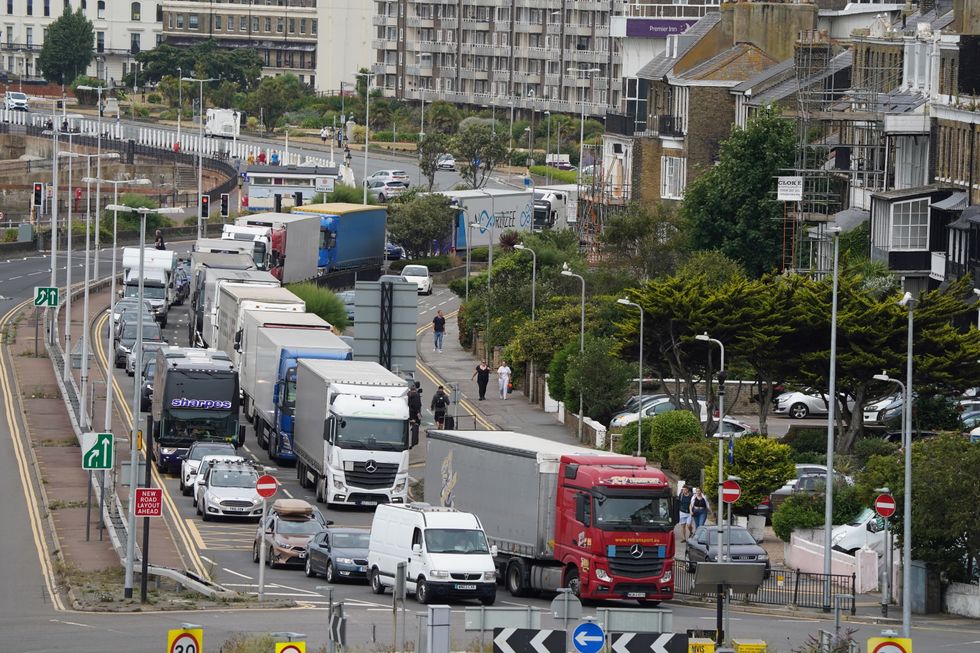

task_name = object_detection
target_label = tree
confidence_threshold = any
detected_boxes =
[563,335,634,424]
[427,101,461,134]
[136,41,262,90]
[681,106,796,277]
[452,123,508,189]
[38,8,94,85]
[245,74,307,132]
[417,132,450,191]
[285,283,349,331]
[102,194,171,233]
[387,192,456,258]
[703,435,795,513]
[209,80,240,110]
[599,201,684,280]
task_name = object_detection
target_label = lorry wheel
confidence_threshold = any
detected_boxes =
[315,477,325,503]
[416,578,431,604]
[255,420,267,449]
[506,560,530,597]
[370,568,386,594]
[564,567,581,598]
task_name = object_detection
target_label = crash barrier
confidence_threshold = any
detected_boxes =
[672,560,856,614]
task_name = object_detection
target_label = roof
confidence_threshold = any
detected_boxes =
[430,429,632,460]
[732,58,796,94]
[674,43,777,83]
[932,191,967,211]
[245,164,339,175]
[635,13,721,80]
[295,202,385,215]
[748,50,853,106]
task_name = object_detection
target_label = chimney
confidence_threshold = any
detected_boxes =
[794,29,832,75]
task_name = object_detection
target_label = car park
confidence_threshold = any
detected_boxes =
[864,394,903,426]
[5,91,28,111]
[253,499,324,569]
[774,388,854,419]
[337,290,356,323]
[767,473,827,513]
[304,526,371,582]
[609,396,708,428]
[179,442,238,496]
[365,179,408,202]
[437,154,456,171]
[400,264,433,295]
[195,459,262,521]
[685,525,769,576]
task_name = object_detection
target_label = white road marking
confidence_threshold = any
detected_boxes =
[281,487,294,498]
[200,555,215,565]
[9,275,21,280]
[221,567,254,580]
[49,619,95,628]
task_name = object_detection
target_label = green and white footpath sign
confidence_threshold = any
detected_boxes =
[81,432,113,470]
[33,286,59,307]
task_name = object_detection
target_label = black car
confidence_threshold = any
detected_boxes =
[304,527,371,582]
[140,358,156,412]
[684,525,770,577]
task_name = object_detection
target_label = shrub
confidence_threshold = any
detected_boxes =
[547,341,577,404]
[284,282,349,331]
[772,482,864,542]
[646,410,703,464]
[529,165,577,183]
[246,116,260,130]
[147,93,162,105]
[781,427,826,458]
[2,228,17,243]
[388,256,452,273]
[617,417,658,459]
[704,435,795,512]
[469,246,489,262]
[372,131,420,144]
[668,440,714,485]
[852,437,899,467]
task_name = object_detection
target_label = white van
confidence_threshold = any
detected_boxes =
[367,503,496,605]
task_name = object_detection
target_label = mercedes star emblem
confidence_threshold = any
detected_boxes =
[629,544,644,558]
[364,460,377,473]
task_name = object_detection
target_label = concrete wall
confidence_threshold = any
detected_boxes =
[718,2,818,62]
[945,582,980,618]
[786,532,883,594]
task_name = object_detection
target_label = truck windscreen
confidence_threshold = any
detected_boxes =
[253,242,267,268]
[424,528,490,554]
[161,371,238,445]
[335,416,408,450]
[593,492,673,532]
[125,285,166,300]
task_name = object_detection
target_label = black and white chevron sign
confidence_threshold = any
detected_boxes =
[610,632,689,653]
[492,628,566,653]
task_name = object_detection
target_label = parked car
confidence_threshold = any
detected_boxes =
[961,409,980,432]
[713,417,756,437]
[620,394,669,414]
[365,179,408,202]
[195,459,262,521]
[863,394,903,426]
[774,388,854,419]
[337,290,356,323]
[385,242,405,260]
[400,264,433,295]
[368,170,410,184]
[305,526,371,582]
[684,525,769,577]
[254,499,325,569]
[5,91,28,111]
[179,442,238,496]
[768,474,828,514]
[126,340,166,376]
[609,396,707,428]
[831,507,887,556]
[756,464,853,522]
[436,154,456,171]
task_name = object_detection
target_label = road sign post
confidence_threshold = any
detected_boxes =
[135,488,163,517]
[874,494,896,518]
[720,479,741,504]
[874,493,896,617]
[167,627,203,653]
[256,474,278,601]
[81,432,113,470]
[572,623,605,653]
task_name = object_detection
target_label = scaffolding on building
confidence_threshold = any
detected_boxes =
[577,143,632,264]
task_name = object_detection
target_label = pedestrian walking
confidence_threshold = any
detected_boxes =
[496,361,512,400]
[472,360,490,401]
[678,484,694,539]
[407,382,422,442]
[432,309,446,352]
[430,385,449,428]
[690,487,711,529]
[154,229,166,250]
[320,126,328,144]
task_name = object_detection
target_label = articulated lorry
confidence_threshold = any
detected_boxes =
[533,184,579,230]
[214,284,305,366]
[235,212,320,282]
[190,269,278,348]
[221,224,272,270]
[242,328,352,462]
[439,189,535,250]
[205,108,242,139]
[291,203,386,274]
[293,359,413,507]
[122,247,177,327]
[236,309,334,391]
[193,238,256,258]
[425,430,677,605]
[149,347,245,472]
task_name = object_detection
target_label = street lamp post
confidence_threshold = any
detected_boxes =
[354,71,372,204]
[46,102,60,345]
[567,67,600,187]
[181,76,218,239]
[59,142,74,386]
[872,372,906,618]
[618,298,644,456]
[545,110,552,184]
[561,263,586,442]
[897,292,914,638]
[508,100,515,153]
[464,213,472,303]
[75,84,109,288]
[822,225,842,611]
[107,203,181,600]
[176,67,182,148]
[695,332,726,556]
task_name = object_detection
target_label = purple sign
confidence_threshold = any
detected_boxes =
[171,398,233,410]
[626,18,698,38]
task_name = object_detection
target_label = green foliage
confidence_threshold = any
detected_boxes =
[426,101,462,134]
[312,183,375,205]
[452,123,508,189]
[71,76,105,106]
[646,410,704,464]
[209,80,240,110]
[616,417,659,459]
[146,93,162,105]
[101,194,171,233]
[562,336,634,425]
[372,131,421,143]
[245,74,311,132]
[417,132,451,191]
[39,8,94,85]
[676,250,747,287]
[388,256,453,273]
[668,440,715,485]
[851,437,898,467]
[781,427,827,462]
[704,435,795,511]
[910,394,960,431]
[285,283,349,331]
[599,201,684,281]
[529,166,577,183]
[136,42,263,91]
[681,106,796,276]
[547,341,577,404]
[772,483,864,543]
[387,193,456,258]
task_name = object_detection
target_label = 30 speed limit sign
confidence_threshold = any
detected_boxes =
[167,628,203,653]
[867,637,912,653]
[275,643,306,653]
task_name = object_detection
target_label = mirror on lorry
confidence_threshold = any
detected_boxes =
[237,425,246,447]
[412,543,422,555]
[490,545,498,557]
[233,328,243,352]
[323,417,335,443]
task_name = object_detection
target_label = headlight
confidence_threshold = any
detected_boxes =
[661,568,672,583]
[332,477,346,490]
[758,554,769,561]
[336,557,355,565]
[161,447,176,455]
[611,416,625,426]
[429,570,449,579]
[274,538,291,548]
[595,568,612,582]
[483,571,496,581]
[393,479,407,493]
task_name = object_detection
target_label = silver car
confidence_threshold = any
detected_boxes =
[365,179,408,203]
[774,388,855,419]
[126,340,166,376]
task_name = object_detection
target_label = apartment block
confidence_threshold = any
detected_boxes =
[371,0,623,118]
[0,0,162,85]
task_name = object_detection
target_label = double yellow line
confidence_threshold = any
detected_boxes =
[415,309,495,430]
[0,299,66,611]
[93,311,210,579]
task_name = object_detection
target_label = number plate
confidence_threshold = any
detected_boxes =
[225,506,248,512]
[626,592,646,598]
[360,500,377,506]
[454,584,477,590]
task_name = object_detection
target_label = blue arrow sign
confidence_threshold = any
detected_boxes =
[572,623,605,653]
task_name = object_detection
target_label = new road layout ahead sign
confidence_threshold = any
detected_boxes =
[135,488,163,517]
[81,432,113,470]
[33,286,59,307]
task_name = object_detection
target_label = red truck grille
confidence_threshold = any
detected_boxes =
[608,546,666,578]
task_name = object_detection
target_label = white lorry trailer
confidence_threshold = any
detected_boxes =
[221,224,272,270]
[293,359,414,507]
[122,247,177,327]
[234,212,320,283]
[237,310,334,401]
[213,284,304,366]
[193,238,256,258]
[534,184,579,230]
[243,328,352,462]
[439,189,534,250]
[205,108,241,139]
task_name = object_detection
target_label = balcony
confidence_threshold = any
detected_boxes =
[372,39,398,51]
[372,14,396,26]
[655,114,684,137]
[438,17,458,28]
[407,16,434,27]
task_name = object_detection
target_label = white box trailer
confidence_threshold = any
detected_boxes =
[213,284,304,364]
[235,212,320,283]
[439,189,534,250]
[293,359,413,506]
[189,267,277,347]
[193,238,256,257]
[122,247,177,327]
[534,184,579,229]
[205,108,242,138]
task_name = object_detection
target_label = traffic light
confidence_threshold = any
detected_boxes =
[219,193,229,218]
[199,194,210,219]
[32,182,43,207]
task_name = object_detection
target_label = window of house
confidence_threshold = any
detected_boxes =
[43,0,49,16]
[188,13,197,29]
[288,17,294,32]
[6,26,13,45]
[97,0,103,19]
[262,16,269,31]
[130,32,140,53]
[167,12,172,28]
[276,17,283,32]
[175,12,183,28]
[6,0,11,15]
[131,1,140,20]
[251,16,258,31]
[156,3,162,21]
[661,155,686,200]
[890,198,929,250]
[26,0,32,15]
[299,18,305,33]
[311,18,316,34]
[96,31,104,52]
[213,14,221,29]
[25,26,32,46]
[240,15,246,31]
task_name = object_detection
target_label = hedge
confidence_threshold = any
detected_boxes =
[529,165,577,184]
[389,256,454,273]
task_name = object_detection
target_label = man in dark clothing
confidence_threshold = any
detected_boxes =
[154,229,166,250]
[407,383,422,442]
[430,385,449,428]
[432,310,446,352]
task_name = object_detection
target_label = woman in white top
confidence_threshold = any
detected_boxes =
[497,361,512,400]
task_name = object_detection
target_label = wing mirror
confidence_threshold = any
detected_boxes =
[412,543,422,555]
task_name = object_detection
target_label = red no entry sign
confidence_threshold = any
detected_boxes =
[874,493,896,518]
[256,474,278,499]
[134,488,162,517]
[721,479,741,504]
